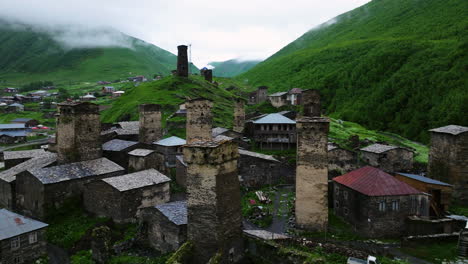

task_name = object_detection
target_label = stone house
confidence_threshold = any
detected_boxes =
[360,143,414,173]
[15,157,124,219]
[287,88,302,105]
[84,169,171,223]
[428,125,468,204]
[101,86,115,94]
[141,200,187,253]
[333,166,428,238]
[3,149,48,169]
[102,139,140,171]
[175,155,187,188]
[10,118,39,128]
[153,136,186,168]
[101,121,139,142]
[238,149,294,187]
[0,209,48,264]
[268,92,289,108]
[3,87,18,93]
[8,103,24,112]
[328,143,359,178]
[0,133,26,144]
[247,86,268,105]
[128,149,165,173]
[248,113,296,150]
[395,172,453,218]
[0,153,57,210]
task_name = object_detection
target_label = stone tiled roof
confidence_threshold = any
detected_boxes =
[4,149,46,161]
[128,149,154,157]
[101,121,139,136]
[214,135,234,141]
[102,169,170,192]
[0,152,57,183]
[155,200,187,225]
[269,92,288,97]
[102,139,138,152]
[429,125,468,135]
[176,155,187,167]
[154,136,186,147]
[212,127,229,137]
[360,143,399,154]
[238,149,279,162]
[0,209,48,240]
[28,158,124,184]
[118,121,139,131]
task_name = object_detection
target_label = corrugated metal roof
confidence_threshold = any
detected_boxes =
[0,131,27,137]
[102,139,138,152]
[396,172,452,187]
[253,113,296,124]
[429,125,468,135]
[360,143,399,154]
[333,166,421,196]
[0,124,25,129]
[154,136,186,146]
[155,200,187,225]
[0,209,48,240]
[102,169,170,192]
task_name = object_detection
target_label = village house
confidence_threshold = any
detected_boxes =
[428,125,468,203]
[0,152,57,210]
[328,143,359,178]
[395,172,452,218]
[29,90,48,98]
[3,87,18,93]
[128,149,164,173]
[247,113,296,150]
[101,86,115,94]
[15,157,124,219]
[3,149,48,169]
[360,143,414,173]
[0,124,27,144]
[333,166,429,238]
[268,92,289,108]
[84,169,171,223]
[153,136,186,168]
[8,103,24,112]
[0,209,48,264]
[287,88,302,105]
[247,86,268,105]
[10,118,39,128]
[128,75,146,82]
[80,93,97,101]
[102,139,140,171]
[112,91,125,98]
[141,200,187,254]
[101,121,139,141]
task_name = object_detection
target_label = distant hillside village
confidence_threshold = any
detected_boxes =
[0,45,467,264]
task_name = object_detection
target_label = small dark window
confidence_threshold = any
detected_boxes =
[344,207,349,215]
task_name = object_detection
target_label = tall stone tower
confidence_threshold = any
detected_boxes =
[177,45,189,77]
[56,102,102,164]
[204,69,213,82]
[233,99,245,133]
[302,89,321,117]
[295,90,329,231]
[186,98,213,144]
[184,140,243,263]
[139,104,162,144]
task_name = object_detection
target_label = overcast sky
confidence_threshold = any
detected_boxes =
[0,0,370,68]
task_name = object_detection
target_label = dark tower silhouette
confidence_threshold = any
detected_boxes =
[177,45,189,77]
[303,89,321,117]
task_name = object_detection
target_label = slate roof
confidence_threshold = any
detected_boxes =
[289,88,302,94]
[0,152,57,183]
[429,125,468,136]
[0,124,25,130]
[176,155,187,167]
[9,103,23,107]
[154,136,186,147]
[239,149,279,162]
[118,121,139,131]
[102,139,138,152]
[212,127,229,137]
[4,149,46,160]
[102,169,170,192]
[214,135,234,142]
[155,200,187,225]
[269,92,288,97]
[28,158,124,184]
[396,172,452,187]
[0,209,48,240]
[360,143,399,154]
[253,113,296,124]
[333,166,421,196]
[128,149,154,157]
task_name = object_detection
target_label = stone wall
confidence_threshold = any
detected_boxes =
[0,229,47,264]
[139,104,162,144]
[328,148,359,177]
[302,89,321,117]
[0,180,14,209]
[175,156,187,188]
[233,100,245,133]
[185,99,213,144]
[361,148,413,173]
[177,45,188,77]
[128,152,165,173]
[238,156,294,188]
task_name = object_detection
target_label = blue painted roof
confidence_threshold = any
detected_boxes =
[396,172,452,187]
[0,124,25,130]
[0,131,27,137]
[253,113,296,124]
[0,209,48,240]
[154,136,186,146]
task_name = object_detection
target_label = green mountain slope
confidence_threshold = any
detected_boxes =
[239,0,468,142]
[208,59,261,77]
[0,22,196,84]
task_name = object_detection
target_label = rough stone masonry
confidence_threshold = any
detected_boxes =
[184,140,244,263]
[295,90,330,231]
[233,99,245,133]
[185,98,213,144]
[139,104,162,144]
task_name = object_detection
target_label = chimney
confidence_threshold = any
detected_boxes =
[177,45,189,77]
[185,98,213,144]
[139,104,162,144]
[303,89,321,117]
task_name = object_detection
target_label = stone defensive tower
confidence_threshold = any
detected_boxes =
[204,69,213,82]
[302,89,321,117]
[233,99,245,133]
[139,104,162,144]
[184,140,243,263]
[186,98,213,144]
[295,90,329,231]
[177,45,189,77]
[56,102,102,164]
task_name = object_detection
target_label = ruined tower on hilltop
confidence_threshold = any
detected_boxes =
[139,104,162,144]
[177,45,189,77]
[56,102,102,164]
[184,140,243,263]
[302,89,321,117]
[233,99,245,133]
[295,90,330,231]
[185,98,213,144]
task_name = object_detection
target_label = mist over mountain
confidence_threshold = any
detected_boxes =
[207,59,261,77]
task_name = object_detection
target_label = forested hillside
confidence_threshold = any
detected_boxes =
[208,59,261,77]
[239,0,468,142]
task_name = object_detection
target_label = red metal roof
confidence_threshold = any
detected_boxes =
[333,166,421,196]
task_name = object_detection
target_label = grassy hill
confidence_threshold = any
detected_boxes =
[208,59,261,77]
[0,21,196,85]
[238,0,468,143]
